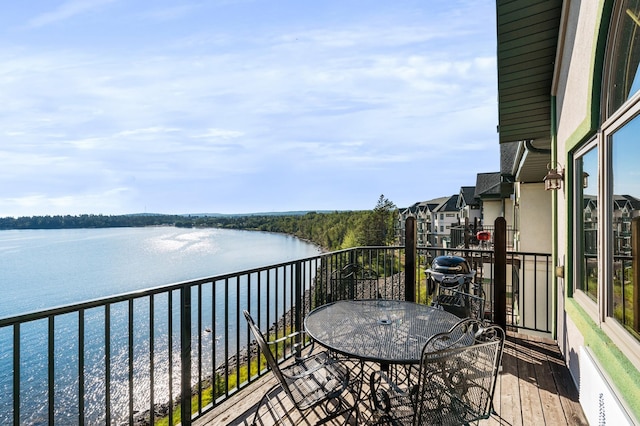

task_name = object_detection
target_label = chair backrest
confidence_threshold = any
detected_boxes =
[330,263,380,300]
[243,310,295,403]
[414,320,504,425]
[468,287,486,320]
[422,317,479,352]
[434,287,486,320]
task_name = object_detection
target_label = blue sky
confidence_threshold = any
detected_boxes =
[0,0,499,216]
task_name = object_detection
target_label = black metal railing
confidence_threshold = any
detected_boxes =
[0,244,551,425]
[417,247,553,334]
[450,224,518,249]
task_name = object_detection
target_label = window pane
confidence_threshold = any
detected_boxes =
[606,0,640,116]
[611,114,640,339]
[578,147,599,302]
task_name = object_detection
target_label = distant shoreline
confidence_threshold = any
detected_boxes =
[0,211,342,230]
[0,210,363,252]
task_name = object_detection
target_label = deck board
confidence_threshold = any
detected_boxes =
[518,339,546,424]
[493,335,522,426]
[194,332,588,425]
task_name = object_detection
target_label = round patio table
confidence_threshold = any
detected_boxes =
[304,299,461,365]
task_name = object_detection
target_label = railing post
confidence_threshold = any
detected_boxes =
[13,324,20,426]
[464,217,470,249]
[180,285,192,426]
[348,250,357,300]
[294,261,303,356]
[632,217,639,332]
[405,217,416,302]
[494,217,507,330]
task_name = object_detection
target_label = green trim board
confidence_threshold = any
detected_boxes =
[566,299,640,421]
[562,0,610,155]
[590,0,614,125]
[562,0,612,300]
[551,95,558,340]
[562,3,640,423]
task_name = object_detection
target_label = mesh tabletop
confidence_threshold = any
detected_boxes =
[304,300,460,364]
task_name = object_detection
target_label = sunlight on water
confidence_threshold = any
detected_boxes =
[148,229,221,255]
[0,227,320,424]
[0,280,276,424]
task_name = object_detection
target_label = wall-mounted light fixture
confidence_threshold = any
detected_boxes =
[582,172,590,189]
[544,163,564,191]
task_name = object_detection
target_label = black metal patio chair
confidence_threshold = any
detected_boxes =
[369,318,504,425]
[432,285,486,320]
[243,310,359,425]
[329,263,380,301]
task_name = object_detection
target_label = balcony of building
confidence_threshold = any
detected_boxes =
[195,331,586,425]
[0,221,587,425]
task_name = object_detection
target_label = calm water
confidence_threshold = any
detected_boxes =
[0,227,321,424]
[0,227,321,318]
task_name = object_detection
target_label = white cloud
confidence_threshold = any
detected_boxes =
[26,0,118,28]
[1,1,499,215]
[115,127,181,137]
[142,3,201,22]
[195,128,245,140]
[0,187,134,217]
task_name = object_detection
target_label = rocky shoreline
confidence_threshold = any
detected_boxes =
[130,288,312,426]
[132,272,405,425]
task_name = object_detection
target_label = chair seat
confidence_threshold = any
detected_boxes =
[370,319,504,426]
[283,351,350,410]
[370,374,489,426]
[243,310,358,424]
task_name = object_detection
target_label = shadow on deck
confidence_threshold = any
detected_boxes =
[194,332,588,425]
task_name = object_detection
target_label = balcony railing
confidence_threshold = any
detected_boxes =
[0,245,552,425]
[449,224,518,249]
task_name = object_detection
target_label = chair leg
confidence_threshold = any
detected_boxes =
[253,358,364,425]
[316,362,364,425]
[255,384,359,426]
[252,384,295,426]
[316,395,359,425]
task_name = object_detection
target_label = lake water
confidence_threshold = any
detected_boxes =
[0,227,321,424]
[0,227,321,318]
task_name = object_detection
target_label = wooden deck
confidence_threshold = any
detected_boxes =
[194,332,588,425]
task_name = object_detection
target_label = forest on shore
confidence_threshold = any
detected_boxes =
[0,195,397,251]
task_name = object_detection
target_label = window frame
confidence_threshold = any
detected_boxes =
[570,0,640,365]
[580,87,640,368]
[603,0,640,118]
[602,106,640,347]
[573,139,600,318]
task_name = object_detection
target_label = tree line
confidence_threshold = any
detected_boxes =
[0,214,185,230]
[0,195,397,251]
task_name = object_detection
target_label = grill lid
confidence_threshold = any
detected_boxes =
[430,255,471,274]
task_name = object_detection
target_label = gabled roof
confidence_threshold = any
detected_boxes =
[614,195,640,211]
[475,172,503,199]
[583,195,597,210]
[433,195,460,213]
[404,202,428,214]
[581,195,640,211]
[427,197,449,211]
[458,186,479,208]
[422,196,450,212]
[400,197,450,215]
[500,142,519,177]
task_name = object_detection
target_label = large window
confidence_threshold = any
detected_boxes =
[611,119,640,338]
[575,0,640,343]
[605,0,640,117]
